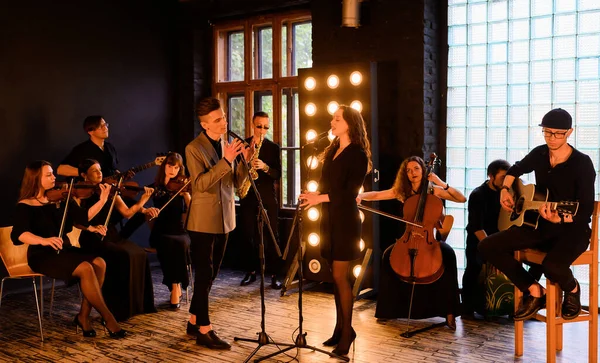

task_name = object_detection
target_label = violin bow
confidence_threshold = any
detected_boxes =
[358,204,423,228]
[148,179,191,221]
[57,179,75,254]
[101,177,123,241]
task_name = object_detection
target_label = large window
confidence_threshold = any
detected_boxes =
[446,0,600,306]
[213,11,312,207]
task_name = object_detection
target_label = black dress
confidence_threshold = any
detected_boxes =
[10,202,98,283]
[149,187,190,291]
[79,194,156,321]
[375,192,461,319]
[318,143,368,263]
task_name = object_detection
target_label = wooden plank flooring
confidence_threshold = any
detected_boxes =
[0,267,598,362]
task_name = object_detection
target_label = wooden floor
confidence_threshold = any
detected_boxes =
[0,267,598,363]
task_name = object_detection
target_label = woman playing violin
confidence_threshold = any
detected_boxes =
[299,106,372,357]
[10,161,128,338]
[148,152,191,309]
[358,156,466,330]
[77,158,158,321]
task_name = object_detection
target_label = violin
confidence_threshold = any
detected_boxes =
[46,180,146,202]
[164,175,191,194]
[148,176,191,221]
[389,153,445,284]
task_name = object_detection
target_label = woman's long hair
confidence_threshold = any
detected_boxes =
[319,105,372,173]
[155,152,185,186]
[19,160,52,201]
[391,156,427,202]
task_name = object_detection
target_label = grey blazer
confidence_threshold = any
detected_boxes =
[185,132,248,234]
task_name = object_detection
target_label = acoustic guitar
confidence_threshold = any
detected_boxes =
[498,178,579,231]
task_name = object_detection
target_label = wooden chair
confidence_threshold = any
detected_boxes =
[0,226,46,341]
[144,247,193,304]
[514,201,599,363]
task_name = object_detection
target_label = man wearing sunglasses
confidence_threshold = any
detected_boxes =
[479,108,596,322]
[238,111,284,290]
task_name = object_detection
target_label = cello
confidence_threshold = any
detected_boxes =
[389,153,445,284]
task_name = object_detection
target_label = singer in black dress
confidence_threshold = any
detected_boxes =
[11,160,127,337]
[77,159,158,322]
[300,105,372,357]
[149,152,191,309]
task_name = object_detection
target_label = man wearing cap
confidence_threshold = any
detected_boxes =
[479,108,596,321]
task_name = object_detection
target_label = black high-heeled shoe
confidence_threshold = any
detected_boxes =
[170,294,182,309]
[331,329,356,356]
[100,319,129,339]
[74,314,97,337]
[322,327,356,346]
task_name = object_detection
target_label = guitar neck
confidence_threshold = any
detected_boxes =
[111,161,156,180]
[522,201,563,213]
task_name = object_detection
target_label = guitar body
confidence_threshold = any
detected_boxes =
[498,178,579,231]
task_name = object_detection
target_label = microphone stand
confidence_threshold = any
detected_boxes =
[257,136,348,362]
[231,135,295,363]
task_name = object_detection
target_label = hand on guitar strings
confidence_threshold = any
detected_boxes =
[500,188,514,212]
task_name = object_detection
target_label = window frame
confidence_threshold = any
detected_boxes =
[212,10,311,209]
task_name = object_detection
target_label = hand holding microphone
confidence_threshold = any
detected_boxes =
[224,130,248,163]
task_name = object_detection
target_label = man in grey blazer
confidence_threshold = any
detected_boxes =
[185,97,248,349]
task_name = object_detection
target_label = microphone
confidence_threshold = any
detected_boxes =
[227,130,251,148]
[302,130,331,148]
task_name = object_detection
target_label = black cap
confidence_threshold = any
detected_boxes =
[539,108,572,130]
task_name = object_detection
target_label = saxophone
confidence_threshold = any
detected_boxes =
[237,134,263,199]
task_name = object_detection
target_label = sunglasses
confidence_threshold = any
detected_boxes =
[255,125,270,130]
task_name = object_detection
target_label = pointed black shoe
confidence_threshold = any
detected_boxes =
[196,330,231,350]
[331,329,356,356]
[100,319,129,339]
[562,279,582,320]
[270,276,282,290]
[186,321,201,337]
[74,314,96,337]
[323,327,355,347]
[514,294,546,321]
[240,272,257,286]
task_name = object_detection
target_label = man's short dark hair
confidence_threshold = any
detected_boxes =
[196,97,221,117]
[83,115,103,133]
[252,111,269,122]
[487,159,511,177]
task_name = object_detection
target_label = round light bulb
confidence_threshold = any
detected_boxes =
[307,180,319,192]
[327,75,339,89]
[307,207,320,221]
[350,100,363,112]
[353,265,362,278]
[359,239,365,251]
[305,103,317,116]
[359,210,365,223]
[305,129,317,142]
[327,101,339,115]
[308,233,320,246]
[350,71,362,86]
[309,259,321,273]
[306,156,319,169]
[304,77,316,91]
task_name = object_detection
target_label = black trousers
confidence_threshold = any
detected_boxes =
[188,231,228,326]
[479,222,590,293]
[239,198,282,276]
[461,236,483,313]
